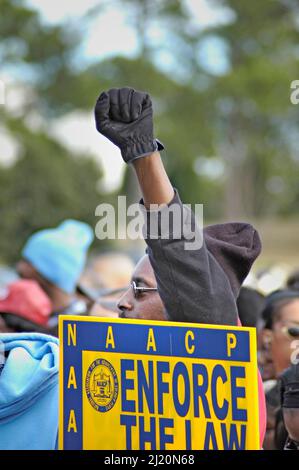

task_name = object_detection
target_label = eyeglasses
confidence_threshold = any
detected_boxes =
[284,436,299,450]
[131,281,158,299]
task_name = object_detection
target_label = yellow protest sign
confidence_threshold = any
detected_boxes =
[59,316,259,450]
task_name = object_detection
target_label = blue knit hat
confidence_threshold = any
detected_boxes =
[22,220,94,294]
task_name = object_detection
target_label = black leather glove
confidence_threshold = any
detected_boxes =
[95,87,164,163]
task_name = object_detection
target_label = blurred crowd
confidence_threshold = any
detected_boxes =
[0,219,131,336]
[238,276,299,449]
[0,218,299,450]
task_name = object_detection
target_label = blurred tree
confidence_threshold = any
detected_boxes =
[202,0,299,218]
[0,0,80,114]
[0,0,106,263]
[79,0,299,219]
[1,0,299,268]
[0,116,103,263]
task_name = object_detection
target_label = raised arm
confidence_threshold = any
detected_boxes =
[133,151,174,207]
[95,87,260,325]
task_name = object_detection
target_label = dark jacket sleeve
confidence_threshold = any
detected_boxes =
[140,190,238,326]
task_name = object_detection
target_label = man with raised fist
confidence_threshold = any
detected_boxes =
[95,87,266,446]
[95,87,261,326]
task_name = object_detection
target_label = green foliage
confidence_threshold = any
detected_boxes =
[1,0,299,266]
[0,118,103,263]
[0,0,79,71]
[76,0,299,218]
[0,0,105,263]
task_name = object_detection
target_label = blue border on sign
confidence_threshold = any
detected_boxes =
[63,321,250,360]
[63,322,83,450]
[62,320,251,449]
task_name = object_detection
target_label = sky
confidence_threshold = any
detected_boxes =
[1,0,232,191]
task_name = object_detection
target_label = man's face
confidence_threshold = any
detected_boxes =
[258,328,276,381]
[17,259,39,282]
[117,255,167,321]
[270,299,299,376]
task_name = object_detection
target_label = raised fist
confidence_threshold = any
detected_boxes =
[95,87,163,163]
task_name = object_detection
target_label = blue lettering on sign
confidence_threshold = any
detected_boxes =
[120,414,136,450]
[231,366,247,421]
[137,360,154,414]
[221,423,246,450]
[121,359,135,412]
[211,365,229,420]
[63,320,250,361]
[62,319,254,450]
[172,362,190,417]
[157,361,170,415]
[192,364,211,419]
[159,418,174,449]
[139,416,156,449]
[204,422,218,450]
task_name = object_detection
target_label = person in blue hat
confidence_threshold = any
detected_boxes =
[17,219,94,333]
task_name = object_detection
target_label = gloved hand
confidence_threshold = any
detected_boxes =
[95,87,164,163]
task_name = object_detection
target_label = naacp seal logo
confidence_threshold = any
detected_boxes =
[85,359,119,412]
